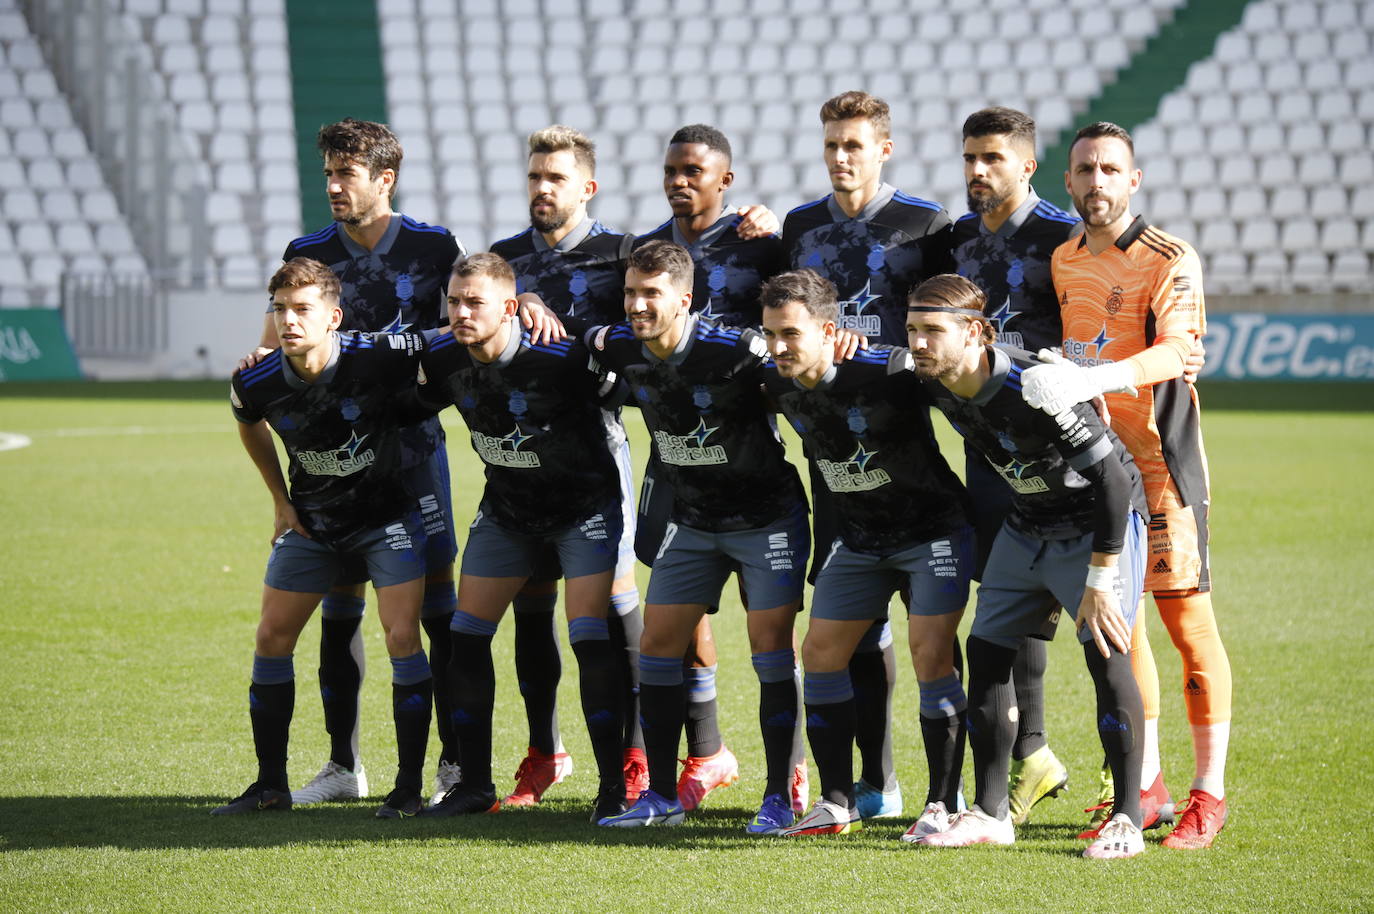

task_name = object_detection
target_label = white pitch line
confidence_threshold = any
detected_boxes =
[0,431,32,451]
[2,424,229,444]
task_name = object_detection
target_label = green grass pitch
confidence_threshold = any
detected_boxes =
[1,380,1371,913]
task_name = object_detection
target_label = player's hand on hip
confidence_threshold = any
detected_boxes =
[273,502,311,543]
[1076,582,1130,658]
[735,204,780,239]
[517,293,567,344]
[237,347,274,373]
[1182,336,1206,385]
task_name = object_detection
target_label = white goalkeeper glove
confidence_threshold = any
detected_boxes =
[1021,349,1136,416]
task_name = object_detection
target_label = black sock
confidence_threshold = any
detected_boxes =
[683,664,722,758]
[391,675,432,794]
[1012,635,1049,760]
[803,669,856,807]
[512,597,561,755]
[918,672,968,809]
[570,629,626,792]
[637,653,685,800]
[422,613,459,765]
[849,633,896,790]
[759,679,798,797]
[318,615,363,771]
[608,598,645,751]
[966,636,1018,819]
[448,629,496,790]
[249,680,294,791]
[1084,643,1144,825]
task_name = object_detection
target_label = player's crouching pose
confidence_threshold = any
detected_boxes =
[418,253,629,822]
[758,270,973,840]
[908,274,1150,859]
[217,258,434,819]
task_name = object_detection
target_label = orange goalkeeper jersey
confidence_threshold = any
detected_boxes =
[1053,216,1208,511]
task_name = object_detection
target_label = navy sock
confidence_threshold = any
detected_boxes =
[318,598,364,771]
[512,591,561,755]
[390,651,432,793]
[966,636,1018,819]
[448,611,498,790]
[753,649,797,798]
[1012,635,1049,760]
[804,670,856,807]
[918,673,968,809]
[608,591,644,751]
[250,654,295,790]
[849,621,897,790]
[638,654,685,800]
[569,617,624,791]
[683,664,722,759]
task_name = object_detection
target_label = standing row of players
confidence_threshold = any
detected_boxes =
[217,92,1230,855]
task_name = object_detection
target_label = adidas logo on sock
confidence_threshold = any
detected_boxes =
[1185,677,1207,695]
[1099,713,1128,733]
[1151,558,1171,574]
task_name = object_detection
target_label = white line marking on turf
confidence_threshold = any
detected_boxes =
[0,431,32,451]
[1,424,228,445]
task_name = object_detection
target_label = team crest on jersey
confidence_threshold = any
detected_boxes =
[339,398,361,422]
[508,390,528,418]
[297,431,375,477]
[396,273,414,303]
[569,270,588,313]
[837,281,882,337]
[1061,324,1116,367]
[846,407,868,436]
[472,424,540,468]
[816,442,891,492]
[655,418,728,466]
[1105,285,1125,315]
[692,385,713,410]
[1007,258,1024,288]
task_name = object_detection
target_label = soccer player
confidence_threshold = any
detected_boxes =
[217,257,434,819]
[418,253,628,822]
[632,124,795,811]
[756,270,972,840]
[951,107,1081,826]
[780,90,955,819]
[908,274,1150,859]
[1020,122,1232,849]
[592,241,809,834]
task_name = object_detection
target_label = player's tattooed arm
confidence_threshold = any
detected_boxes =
[517,292,567,344]
[237,419,310,543]
[735,204,780,239]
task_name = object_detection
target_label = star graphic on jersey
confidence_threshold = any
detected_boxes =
[841,280,880,314]
[341,431,369,458]
[699,297,723,320]
[989,298,1017,332]
[380,309,412,333]
[688,417,719,447]
[847,441,878,473]
[501,424,533,451]
[1001,457,1032,479]
[1091,324,1114,355]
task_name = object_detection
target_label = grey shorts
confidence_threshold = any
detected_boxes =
[971,512,1147,649]
[811,527,974,622]
[335,447,457,587]
[528,432,636,584]
[645,504,809,610]
[461,502,623,580]
[264,514,427,593]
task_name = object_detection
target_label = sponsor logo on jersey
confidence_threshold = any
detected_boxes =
[837,280,882,337]
[816,442,891,492]
[1052,407,1093,448]
[654,418,728,466]
[472,424,541,468]
[297,430,375,477]
[765,530,795,571]
[1061,324,1116,368]
[383,520,414,552]
[992,457,1050,494]
[579,512,609,541]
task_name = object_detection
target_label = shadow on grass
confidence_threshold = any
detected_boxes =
[1196,380,1374,411]
[0,796,919,852]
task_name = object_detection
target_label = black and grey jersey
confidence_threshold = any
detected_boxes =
[764,345,969,555]
[417,325,618,535]
[634,212,783,329]
[924,345,1147,544]
[284,215,462,334]
[782,184,954,346]
[230,330,428,544]
[587,316,805,532]
[951,191,1080,353]
[490,217,632,326]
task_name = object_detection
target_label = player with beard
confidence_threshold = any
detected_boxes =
[1019,122,1232,850]
[251,119,464,809]
[908,274,1150,859]
[591,242,809,834]
[418,254,628,822]
[781,91,955,821]
[755,270,973,841]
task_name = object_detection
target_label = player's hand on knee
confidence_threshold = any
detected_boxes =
[735,204,780,239]
[517,293,567,344]
[237,347,274,373]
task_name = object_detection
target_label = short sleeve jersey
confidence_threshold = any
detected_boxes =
[764,346,969,554]
[417,325,618,535]
[587,316,806,533]
[633,212,783,328]
[951,191,1080,353]
[782,184,954,346]
[1052,217,1208,510]
[230,330,428,544]
[489,217,632,326]
[283,214,463,467]
[924,345,1147,542]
